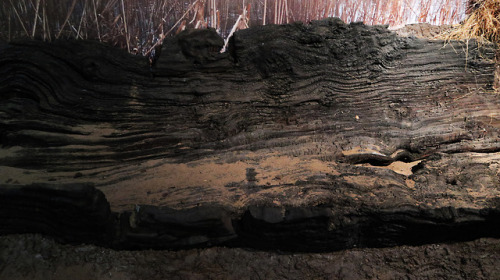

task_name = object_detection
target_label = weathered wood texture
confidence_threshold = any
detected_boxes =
[1,19,500,251]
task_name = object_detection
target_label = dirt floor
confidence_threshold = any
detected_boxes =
[1,234,499,280]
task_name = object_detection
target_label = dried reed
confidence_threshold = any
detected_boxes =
[446,0,500,43]
[0,0,467,55]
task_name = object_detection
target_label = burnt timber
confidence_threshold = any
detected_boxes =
[1,18,500,251]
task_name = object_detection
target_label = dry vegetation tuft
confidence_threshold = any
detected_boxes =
[1,0,467,55]
[446,0,500,43]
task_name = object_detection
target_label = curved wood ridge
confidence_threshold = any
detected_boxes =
[1,19,500,251]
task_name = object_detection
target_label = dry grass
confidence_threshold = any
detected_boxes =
[0,0,467,55]
[445,0,500,44]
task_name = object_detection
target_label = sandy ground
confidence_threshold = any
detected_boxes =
[1,234,500,280]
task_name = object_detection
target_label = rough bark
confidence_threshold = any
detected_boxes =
[1,19,499,251]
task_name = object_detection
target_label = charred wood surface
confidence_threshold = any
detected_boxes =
[1,19,500,251]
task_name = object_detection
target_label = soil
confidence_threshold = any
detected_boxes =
[1,234,500,280]
[393,23,456,39]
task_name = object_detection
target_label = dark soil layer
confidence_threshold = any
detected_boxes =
[1,234,500,280]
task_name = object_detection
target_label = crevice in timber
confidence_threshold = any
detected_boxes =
[442,146,500,155]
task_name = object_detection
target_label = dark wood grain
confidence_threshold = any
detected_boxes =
[1,19,499,251]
